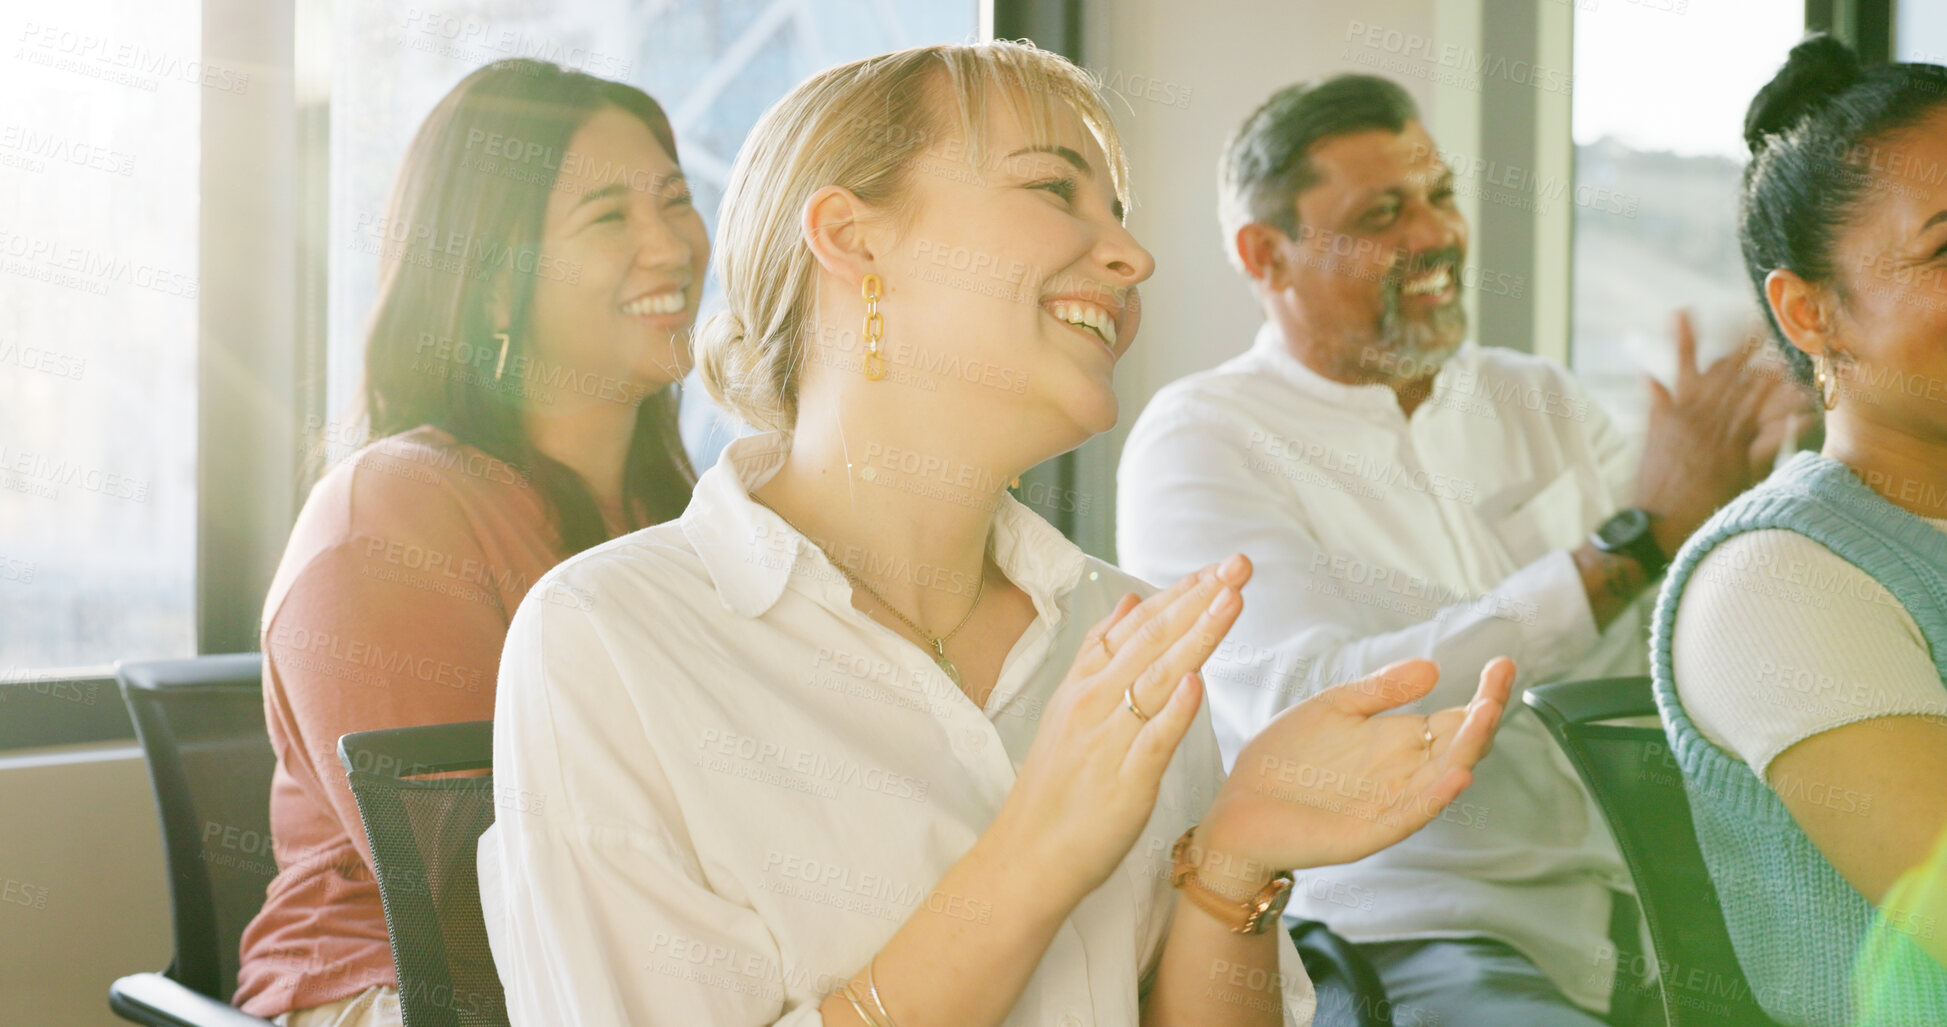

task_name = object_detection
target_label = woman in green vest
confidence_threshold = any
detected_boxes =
[1649,33,1947,1027]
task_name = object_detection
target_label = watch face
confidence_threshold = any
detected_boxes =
[1597,507,1650,548]
[1260,876,1294,922]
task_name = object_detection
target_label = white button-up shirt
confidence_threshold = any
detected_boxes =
[479,432,1316,1026]
[1117,324,1643,1013]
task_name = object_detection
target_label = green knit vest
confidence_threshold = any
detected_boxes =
[1650,451,1947,1025]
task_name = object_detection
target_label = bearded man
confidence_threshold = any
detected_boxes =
[1117,75,1798,1025]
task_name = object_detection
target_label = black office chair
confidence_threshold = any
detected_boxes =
[111,654,279,1027]
[1289,918,1392,1027]
[1525,676,1782,1027]
[338,721,507,1027]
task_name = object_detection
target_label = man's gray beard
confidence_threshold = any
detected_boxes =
[1367,286,1468,377]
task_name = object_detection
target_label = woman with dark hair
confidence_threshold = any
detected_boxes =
[1651,34,1947,1026]
[233,59,706,1025]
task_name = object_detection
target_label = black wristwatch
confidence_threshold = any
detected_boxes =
[1590,508,1669,579]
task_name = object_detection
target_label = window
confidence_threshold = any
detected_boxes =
[324,0,981,473]
[0,0,206,671]
[1570,3,1804,441]
[1898,0,1947,62]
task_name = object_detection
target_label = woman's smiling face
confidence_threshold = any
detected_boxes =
[870,83,1154,443]
[526,105,709,404]
[1825,104,1947,442]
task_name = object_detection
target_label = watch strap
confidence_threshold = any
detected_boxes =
[1624,532,1669,579]
[1169,825,1293,934]
[1594,508,1669,579]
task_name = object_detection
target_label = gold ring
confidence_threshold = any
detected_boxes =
[1097,635,1115,661]
[1124,685,1151,723]
[1421,722,1435,757]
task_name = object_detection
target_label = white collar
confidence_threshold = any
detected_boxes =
[679,432,1090,626]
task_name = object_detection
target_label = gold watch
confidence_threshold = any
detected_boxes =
[1168,824,1293,935]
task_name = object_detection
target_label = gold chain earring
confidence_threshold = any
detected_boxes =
[1815,349,1838,411]
[493,331,511,381]
[861,273,886,381]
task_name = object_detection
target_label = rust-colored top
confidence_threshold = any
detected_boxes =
[234,426,570,1017]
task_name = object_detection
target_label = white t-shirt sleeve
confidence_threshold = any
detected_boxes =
[480,585,824,1027]
[1671,527,1947,778]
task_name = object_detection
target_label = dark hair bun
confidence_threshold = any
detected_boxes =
[1745,34,1862,152]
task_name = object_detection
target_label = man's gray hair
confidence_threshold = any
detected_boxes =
[1217,75,1419,269]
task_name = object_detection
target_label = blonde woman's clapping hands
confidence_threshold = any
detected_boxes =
[985,553,1513,908]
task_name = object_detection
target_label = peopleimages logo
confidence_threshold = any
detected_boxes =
[398,8,631,79]
[14,22,251,94]
[1341,20,1573,94]
[0,443,149,502]
[0,229,198,299]
[0,341,86,381]
[1412,144,1639,219]
[0,125,136,176]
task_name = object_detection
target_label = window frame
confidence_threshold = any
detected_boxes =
[1810,0,1895,61]
[194,0,328,658]
[1553,0,1889,403]
[1,0,320,751]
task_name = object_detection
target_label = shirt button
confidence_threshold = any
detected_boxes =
[956,727,987,752]
[1057,1014,1085,1027]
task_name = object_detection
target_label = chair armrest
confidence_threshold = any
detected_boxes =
[1523,676,1658,731]
[109,973,277,1027]
[340,720,494,779]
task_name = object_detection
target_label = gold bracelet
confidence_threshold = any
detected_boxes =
[843,976,888,1027]
[865,954,902,1027]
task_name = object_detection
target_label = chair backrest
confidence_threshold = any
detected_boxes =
[116,653,274,1003]
[338,721,506,1027]
[1525,676,1780,1027]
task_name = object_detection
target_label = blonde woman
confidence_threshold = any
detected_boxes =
[478,42,1513,1026]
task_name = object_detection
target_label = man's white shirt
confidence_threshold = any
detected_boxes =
[1118,323,1646,1013]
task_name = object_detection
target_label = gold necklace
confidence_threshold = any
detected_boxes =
[831,562,984,686]
[751,494,987,685]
